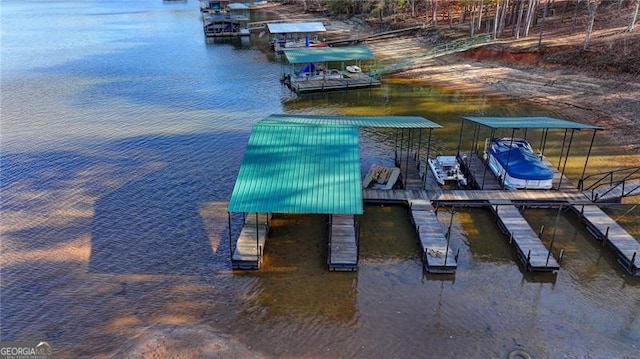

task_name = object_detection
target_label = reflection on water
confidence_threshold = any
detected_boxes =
[1,0,639,358]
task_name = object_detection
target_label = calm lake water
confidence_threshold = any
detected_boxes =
[1,1,638,358]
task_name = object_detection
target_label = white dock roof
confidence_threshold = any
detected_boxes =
[267,22,326,34]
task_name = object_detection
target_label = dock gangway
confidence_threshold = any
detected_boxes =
[578,167,640,202]
[369,34,492,78]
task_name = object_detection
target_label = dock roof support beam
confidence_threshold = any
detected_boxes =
[579,129,598,190]
[558,129,576,191]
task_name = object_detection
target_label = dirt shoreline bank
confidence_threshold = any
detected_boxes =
[263,3,640,154]
[393,52,640,152]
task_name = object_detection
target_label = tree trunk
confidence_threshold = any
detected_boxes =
[538,0,551,46]
[583,0,598,50]
[515,0,525,38]
[433,0,438,25]
[524,0,537,36]
[471,3,476,36]
[571,0,581,34]
[478,0,484,31]
[628,0,640,31]
[498,0,509,37]
[494,0,502,38]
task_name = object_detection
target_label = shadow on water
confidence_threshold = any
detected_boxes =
[84,132,247,275]
[235,214,358,330]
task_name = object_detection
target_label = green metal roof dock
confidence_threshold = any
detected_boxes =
[280,46,381,93]
[227,114,442,271]
[228,114,441,215]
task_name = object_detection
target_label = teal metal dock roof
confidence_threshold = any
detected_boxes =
[228,114,440,215]
[462,116,601,130]
[261,114,442,129]
[282,46,375,64]
[227,123,362,215]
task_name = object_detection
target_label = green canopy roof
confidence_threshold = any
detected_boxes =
[228,114,439,215]
[462,116,601,130]
[261,114,442,129]
[227,123,362,215]
[282,46,375,64]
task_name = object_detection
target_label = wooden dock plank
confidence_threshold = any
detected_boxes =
[329,214,358,271]
[287,73,381,93]
[491,203,559,271]
[232,213,270,269]
[409,199,457,273]
[572,205,640,276]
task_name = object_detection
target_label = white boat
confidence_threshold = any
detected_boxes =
[427,155,467,186]
[346,65,362,73]
[483,137,554,190]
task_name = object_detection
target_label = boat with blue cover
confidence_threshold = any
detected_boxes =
[483,137,554,190]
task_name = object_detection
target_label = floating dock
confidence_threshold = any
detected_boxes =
[328,214,358,271]
[409,199,457,273]
[231,213,269,269]
[283,73,381,93]
[490,202,560,272]
[572,205,640,276]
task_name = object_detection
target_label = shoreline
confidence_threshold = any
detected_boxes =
[261,3,640,155]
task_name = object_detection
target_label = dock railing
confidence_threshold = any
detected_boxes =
[578,167,640,202]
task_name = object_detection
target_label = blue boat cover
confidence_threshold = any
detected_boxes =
[301,63,315,74]
[491,141,554,180]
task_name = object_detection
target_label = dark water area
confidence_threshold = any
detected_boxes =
[1,1,639,358]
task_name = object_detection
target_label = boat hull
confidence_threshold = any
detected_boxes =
[484,138,553,190]
[427,156,467,186]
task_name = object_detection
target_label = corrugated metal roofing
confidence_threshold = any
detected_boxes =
[227,3,249,10]
[227,123,363,215]
[282,46,375,64]
[261,114,442,129]
[267,22,326,34]
[228,114,441,215]
[462,116,601,130]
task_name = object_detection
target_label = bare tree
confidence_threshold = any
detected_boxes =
[583,0,599,50]
[628,0,640,32]
[538,0,551,46]
[523,0,537,37]
[515,0,526,38]
[433,0,439,25]
[494,0,502,38]
[498,0,509,37]
[571,0,582,34]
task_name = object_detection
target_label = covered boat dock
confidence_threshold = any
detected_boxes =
[227,114,448,272]
[202,2,250,37]
[456,116,601,191]
[266,22,327,51]
[280,46,380,93]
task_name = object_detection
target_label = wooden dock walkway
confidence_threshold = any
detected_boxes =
[232,213,270,269]
[430,189,590,206]
[572,205,640,276]
[284,73,380,93]
[409,199,457,273]
[460,154,502,190]
[588,179,640,202]
[490,202,560,272]
[396,151,425,190]
[328,214,358,271]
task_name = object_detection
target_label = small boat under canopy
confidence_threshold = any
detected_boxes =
[427,155,467,186]
[483,137,554,190]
